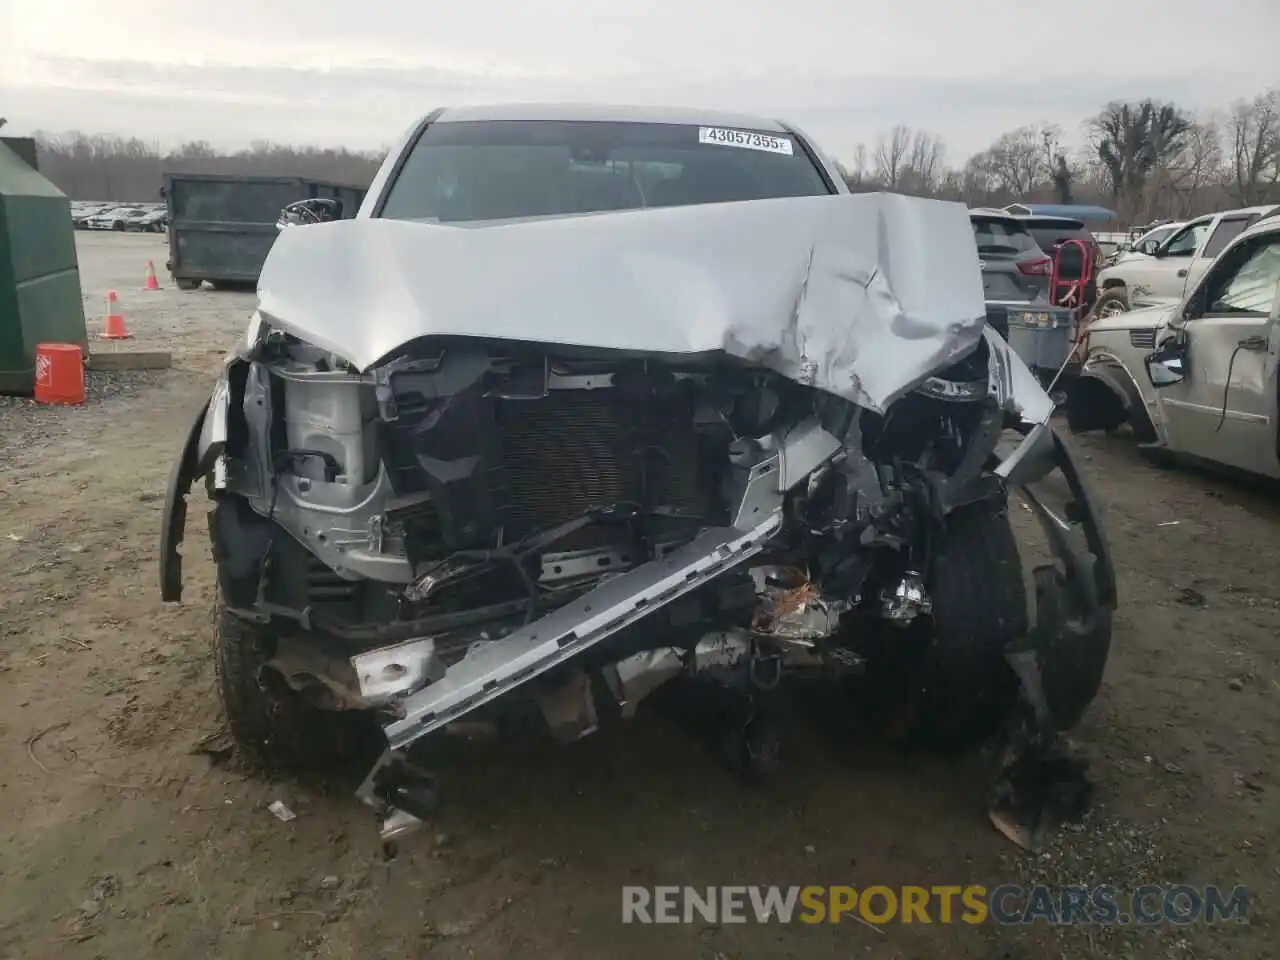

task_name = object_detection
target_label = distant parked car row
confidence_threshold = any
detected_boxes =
[70,200,168,232]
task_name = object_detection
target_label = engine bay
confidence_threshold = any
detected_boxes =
[216,330,1003,636]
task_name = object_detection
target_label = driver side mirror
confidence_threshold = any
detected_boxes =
[275,197,343,232]
[1144,337,1187,387]
[1151,244,1167,259]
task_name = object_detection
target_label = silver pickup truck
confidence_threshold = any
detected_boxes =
[1093,205,1278,317]
[159,103,1115,852]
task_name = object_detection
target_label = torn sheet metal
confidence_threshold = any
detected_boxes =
[256,192,987,414]
[984,326,1056,427]
[377,515,781,752]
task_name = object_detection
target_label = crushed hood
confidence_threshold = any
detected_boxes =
[256,192,988,413]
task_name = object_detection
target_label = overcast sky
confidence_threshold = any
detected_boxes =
[2,0,1277,165]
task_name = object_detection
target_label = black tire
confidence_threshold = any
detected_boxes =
[214,600,381,771]
[112,220,125,231]
[909,499,1028,747]
[1138,445,1177,469]
[175,278,202,291]
[1035,599,1111,734]
[1091,286,1129,319]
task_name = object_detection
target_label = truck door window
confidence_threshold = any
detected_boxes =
[1201,217,1255,261]
[1151,226,1177,249]
[1138,228,1171,254]
[1203,239,1280,316]
[1163,221,1209,257]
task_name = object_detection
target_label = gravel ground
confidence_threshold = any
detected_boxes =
[0,372,167,465]
[0,232,1276,960]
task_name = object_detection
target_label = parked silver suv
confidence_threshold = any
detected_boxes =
[969,208,1076,383]
[969,209,1053,332]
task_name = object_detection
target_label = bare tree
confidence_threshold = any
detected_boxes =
[874,126,912,190]
[841,143,878,192]
[1089,99,1192,219]
[33,131,386,201]
[1036,125,1078,204]
[904,129,945,194]
[852,142,868,181]
[1228,89,1280,205]
[1158,116,1226,216]
[984,126,1048,195]
[873,126,945,196]
[960,152,998,206]
[935,168,966,202]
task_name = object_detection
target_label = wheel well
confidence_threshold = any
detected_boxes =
[1067,368,1159,443]
[1100,279,1126,291]
[1065,376,1126,434]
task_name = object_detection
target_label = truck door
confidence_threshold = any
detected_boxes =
[1156,232,1280,477]
[1182,214,1260,298]
[1137,218,1211,303]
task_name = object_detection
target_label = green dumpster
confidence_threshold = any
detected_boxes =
[0,141,88,395]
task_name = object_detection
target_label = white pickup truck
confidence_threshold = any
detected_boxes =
[1092,205,1278,317]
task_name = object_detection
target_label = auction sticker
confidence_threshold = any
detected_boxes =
[698,127,794,155]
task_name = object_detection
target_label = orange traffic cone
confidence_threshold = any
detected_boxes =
[102,290,131,339]
[143,260,161,291]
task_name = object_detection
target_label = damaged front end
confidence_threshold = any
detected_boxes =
[160,195,1115,851]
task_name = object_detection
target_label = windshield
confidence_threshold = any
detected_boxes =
[378,119,834,223]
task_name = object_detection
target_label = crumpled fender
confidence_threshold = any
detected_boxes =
[159,401,209,603]
[1065,354,1159,442]
[999,423,1116,732]
[159,376,233,602]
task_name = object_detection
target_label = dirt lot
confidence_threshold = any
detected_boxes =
[0,231,1276,959]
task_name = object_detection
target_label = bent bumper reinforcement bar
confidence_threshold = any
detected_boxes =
[355,513,784,812]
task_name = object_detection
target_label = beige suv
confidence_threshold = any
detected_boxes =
[1067,211,1280,479]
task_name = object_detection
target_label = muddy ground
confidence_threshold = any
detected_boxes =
[0,232,1276,959]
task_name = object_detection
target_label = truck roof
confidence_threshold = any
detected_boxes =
[1237,207,1280,240]
[1187,204,1279,222]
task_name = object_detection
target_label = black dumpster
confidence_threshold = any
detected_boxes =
[162,174,365,290]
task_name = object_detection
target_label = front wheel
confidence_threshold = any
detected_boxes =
[908,499,1028,747]
[1091,287,1129,319]
[214,600,381,771]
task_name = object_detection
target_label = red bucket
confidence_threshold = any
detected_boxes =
[33,343,86,405]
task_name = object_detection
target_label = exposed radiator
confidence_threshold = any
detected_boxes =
[498,389,708,548]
